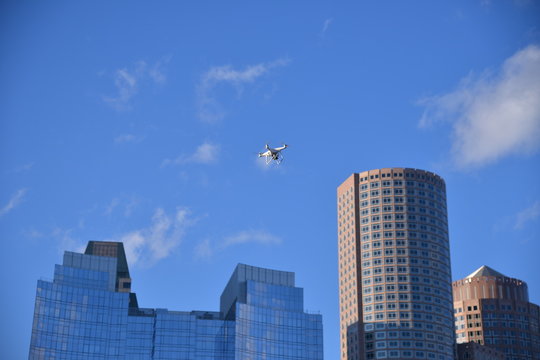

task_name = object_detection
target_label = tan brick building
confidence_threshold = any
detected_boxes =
[337,168,454,360]
[453,265,540,360]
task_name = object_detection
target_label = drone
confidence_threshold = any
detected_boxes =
[258,144,288,165]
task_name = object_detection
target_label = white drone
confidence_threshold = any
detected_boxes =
[258,144,288,165]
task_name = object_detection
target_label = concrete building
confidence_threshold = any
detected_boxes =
[29,241,323,359]
[337,168,454,360]
[453,265,540,360]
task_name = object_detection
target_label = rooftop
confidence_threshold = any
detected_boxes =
[466,265,506,279]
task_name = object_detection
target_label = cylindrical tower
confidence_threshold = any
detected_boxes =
[338,168,454,360]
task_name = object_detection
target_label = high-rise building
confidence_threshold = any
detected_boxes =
[29,241,323,359]
[453,265,540,360]
[337,168,454,360]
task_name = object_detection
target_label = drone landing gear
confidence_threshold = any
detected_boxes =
[265,153,283,165]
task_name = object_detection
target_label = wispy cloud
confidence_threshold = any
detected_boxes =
[104,198,120,216]
[196,58,290,122]
[190,142,220,164]
[162,141,220,167]
[104,58,170,111]
[514,200,540,230]
[23,229,44,239]
[419,44,540,169]
[114,133,143,144]
[223,229,282,247]
[110,207,195,266]
[8,162,34,174]
[52,227,86,254]
[148,56,171,84]
[104,66,139,111]
[0,188,28,217]
[103,196,140,218]
[194,229,282,260]
[194,238,213,259]
[321,18,333,37]
[123,198,139,218]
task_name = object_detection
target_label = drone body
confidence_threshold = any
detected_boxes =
[258,144,288,164]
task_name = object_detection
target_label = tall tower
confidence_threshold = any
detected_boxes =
[453,265,540,360]
[337,168,454,360]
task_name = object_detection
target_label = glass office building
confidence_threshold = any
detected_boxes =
[29,241,323,359]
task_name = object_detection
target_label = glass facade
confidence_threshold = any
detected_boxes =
[29,243,323,360]
[235,281,323,360]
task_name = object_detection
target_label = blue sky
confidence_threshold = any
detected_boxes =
[1,1,540,359]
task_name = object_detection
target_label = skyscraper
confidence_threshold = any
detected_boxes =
[337,168,454,360]
[29,241,323,359]
[453,265,540,360]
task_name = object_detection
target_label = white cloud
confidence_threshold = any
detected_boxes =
[194,238,213,260]
[52,227,86,254]
[104,196,140,217]
[114,133,143,144]
[104,58,170,111]
[23,229,44,239]
[110,207,195,266]
[196,58,290,122]
[514,200,540,230]
[104,198,120,216]
[8,162,34,173]
[0,188,27,217]
[191,142,219,163]
[104,67,139,111]
[193,229,282,260]
[321,18,333,36]
[148,56,171,84]
[123,197,139,218]
[419,44,540,169]
[223,229,282,247]
[162,141,220,166]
